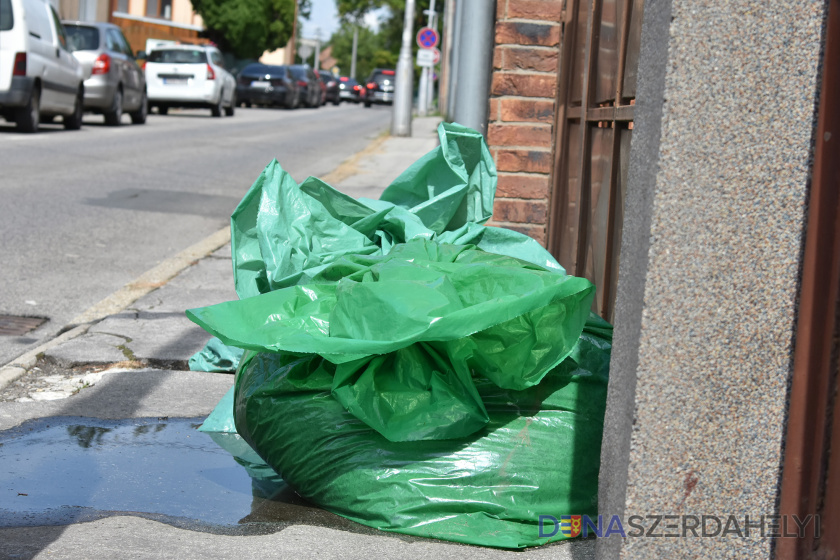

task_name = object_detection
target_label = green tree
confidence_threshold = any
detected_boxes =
[191,0,305,59]
[328,24,396,80]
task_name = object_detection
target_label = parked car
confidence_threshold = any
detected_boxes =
[144,44,235,117]
[236,63,297,109]
[363,68,396,107]
[288,64,321,108]
[337,76,362,103]
[317,70,339,105]
[0,0,84,132]
[63,21,146,126]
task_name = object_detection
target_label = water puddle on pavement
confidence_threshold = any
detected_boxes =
[0,417,362,535]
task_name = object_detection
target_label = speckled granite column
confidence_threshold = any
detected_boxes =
[595,0,829,558]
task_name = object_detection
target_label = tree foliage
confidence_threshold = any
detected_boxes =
[332,0,435,83]
[191,0,299,59]
[328,24,396,80]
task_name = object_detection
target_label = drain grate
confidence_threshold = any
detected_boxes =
[0,315,47,336]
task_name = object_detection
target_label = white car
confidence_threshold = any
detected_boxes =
[144,45,235,117]
[0,0,85,132]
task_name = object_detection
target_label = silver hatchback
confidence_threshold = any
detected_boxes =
[63,21,146,125]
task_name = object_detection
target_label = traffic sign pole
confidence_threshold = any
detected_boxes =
[417,0,436,116]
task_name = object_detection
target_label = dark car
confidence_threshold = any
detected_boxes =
[236,63,297,109]
[63,21,147,125]
[338,76,362,103]
[317,71,340,105]
[288,65,321,108]
[363,68,396,107]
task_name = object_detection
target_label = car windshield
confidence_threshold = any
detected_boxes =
[0,0,13,32]
[288,66,307,79]
[148,49,208,64]
[64,25,99,51]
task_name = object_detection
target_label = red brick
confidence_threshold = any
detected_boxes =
[496,172,551,199]
[507,0,564,21]
[504,47,558,73]
[497,0,507,19]
[496,149,553,173]
[493,199,548,224]
[493,47,504,70]
[488,123,552,148]
[499,98,555,123]
[495,21,560,47]
[492,72,556,97]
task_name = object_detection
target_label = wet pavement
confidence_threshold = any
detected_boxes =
[0,416,370,536]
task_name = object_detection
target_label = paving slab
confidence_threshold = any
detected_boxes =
[0,369,232,430]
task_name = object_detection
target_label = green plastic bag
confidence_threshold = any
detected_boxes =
[188,122,611,548]
[216,315,610,549]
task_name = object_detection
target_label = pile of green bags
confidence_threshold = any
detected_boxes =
[189,123,611,548]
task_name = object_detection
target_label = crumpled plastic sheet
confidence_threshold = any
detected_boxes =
[188,122,611,548]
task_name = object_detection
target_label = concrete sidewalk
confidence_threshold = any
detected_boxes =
[0,117,593,560]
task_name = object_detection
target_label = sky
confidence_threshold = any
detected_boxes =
[300,0,387,41]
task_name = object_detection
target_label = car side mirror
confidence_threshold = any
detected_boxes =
[136,50,146,59]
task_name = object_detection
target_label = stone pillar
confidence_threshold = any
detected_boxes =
[597,0,830,557]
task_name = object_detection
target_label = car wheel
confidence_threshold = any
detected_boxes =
[104,87,123,126]
[63,88,84,130]
[158,105,169,115]
[225,92,235,116]
[364,100,371,108]
[211,93,223,117]
[16,85,40,133]
[130,91,148,125]
[332,98,340,106]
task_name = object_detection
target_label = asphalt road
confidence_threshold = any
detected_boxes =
[0,103,392,366]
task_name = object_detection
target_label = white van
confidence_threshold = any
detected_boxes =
[0,0,85,131]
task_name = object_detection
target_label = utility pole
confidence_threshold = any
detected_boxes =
[418,0,436,117]
[447,0,465,120]
[314,27,321,71]
[439,0,455,116]
[350,26,359,80]
[452,0,495,135]
[391,0,415,137]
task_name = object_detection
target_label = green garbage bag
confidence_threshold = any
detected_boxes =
[188,122,612,548]
[200,314,611,549]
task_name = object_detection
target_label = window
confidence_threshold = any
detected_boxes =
[147,49,207,63]
[117,30,135,57]
[145,0,170,19]
[1,0,13,31]
[549,0,645,321]
[64,25,100,51]
[115,0,128,13]
[49,6,68,50]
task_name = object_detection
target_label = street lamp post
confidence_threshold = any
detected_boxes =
[392,0,416,137]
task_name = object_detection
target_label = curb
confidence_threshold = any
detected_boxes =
[0,228,230,392]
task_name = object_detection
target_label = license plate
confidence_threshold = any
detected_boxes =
[251,81,270,88]
[382,85,394,92]
[163,78,188,85]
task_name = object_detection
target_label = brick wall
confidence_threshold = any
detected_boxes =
[486,0,564,246]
